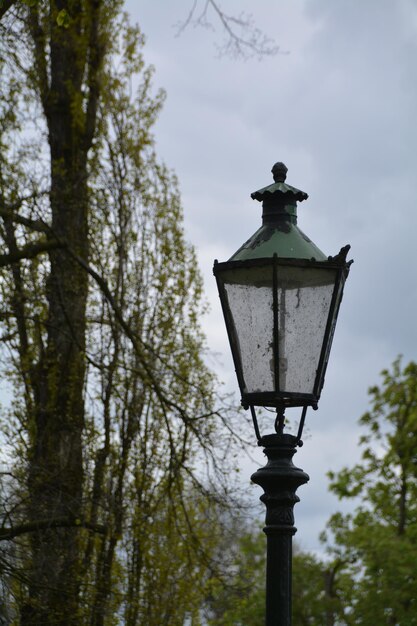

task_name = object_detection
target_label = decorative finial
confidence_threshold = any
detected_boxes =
[271,162,288,183]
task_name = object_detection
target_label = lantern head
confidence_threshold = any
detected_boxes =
[213,163,352,413]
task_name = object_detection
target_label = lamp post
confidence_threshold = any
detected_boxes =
[213,162,352,626]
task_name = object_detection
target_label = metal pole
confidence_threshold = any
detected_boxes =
[251,433,309,626]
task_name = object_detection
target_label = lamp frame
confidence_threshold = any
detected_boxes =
[214,250,350,411]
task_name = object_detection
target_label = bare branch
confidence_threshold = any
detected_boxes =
[0,206,50,233]
[0,238,62,266]
[84,0,105,151]
[28,3,50,114]
[175,0,286,60]
[0,517,106,541]
[0,0,16,22]
[174,0,199,37]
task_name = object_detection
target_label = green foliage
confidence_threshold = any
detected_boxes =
[56,8,70,27]
[323,358,417,624]
[205,528,345,626]
[0,4,243,624]
[206,530,265,625]
[206,360,417,625]
[293,550,340,625]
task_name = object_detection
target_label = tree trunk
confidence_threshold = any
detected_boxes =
[22,2,99,622]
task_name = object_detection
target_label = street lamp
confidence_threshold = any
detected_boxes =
[213,162,352,626]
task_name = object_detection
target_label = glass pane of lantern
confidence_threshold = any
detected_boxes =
[222,265,274,394]
[277,266,337,395]
[316,276,345,392]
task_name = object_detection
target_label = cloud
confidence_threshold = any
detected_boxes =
[127,0,417,552]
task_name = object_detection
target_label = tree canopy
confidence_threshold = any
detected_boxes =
[0,2,246,623]
[206,359,417,625]
[322,358,417,625]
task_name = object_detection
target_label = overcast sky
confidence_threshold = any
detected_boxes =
[126,0,417,553]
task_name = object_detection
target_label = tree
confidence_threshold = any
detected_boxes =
[0,3,243,624]
[323,358,417,625]
[205,528,265,625]
[205,526,343,626]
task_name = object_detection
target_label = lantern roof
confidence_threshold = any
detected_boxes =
[229,162,327,262]
[251,181,308,202]
[251,161,308,202]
